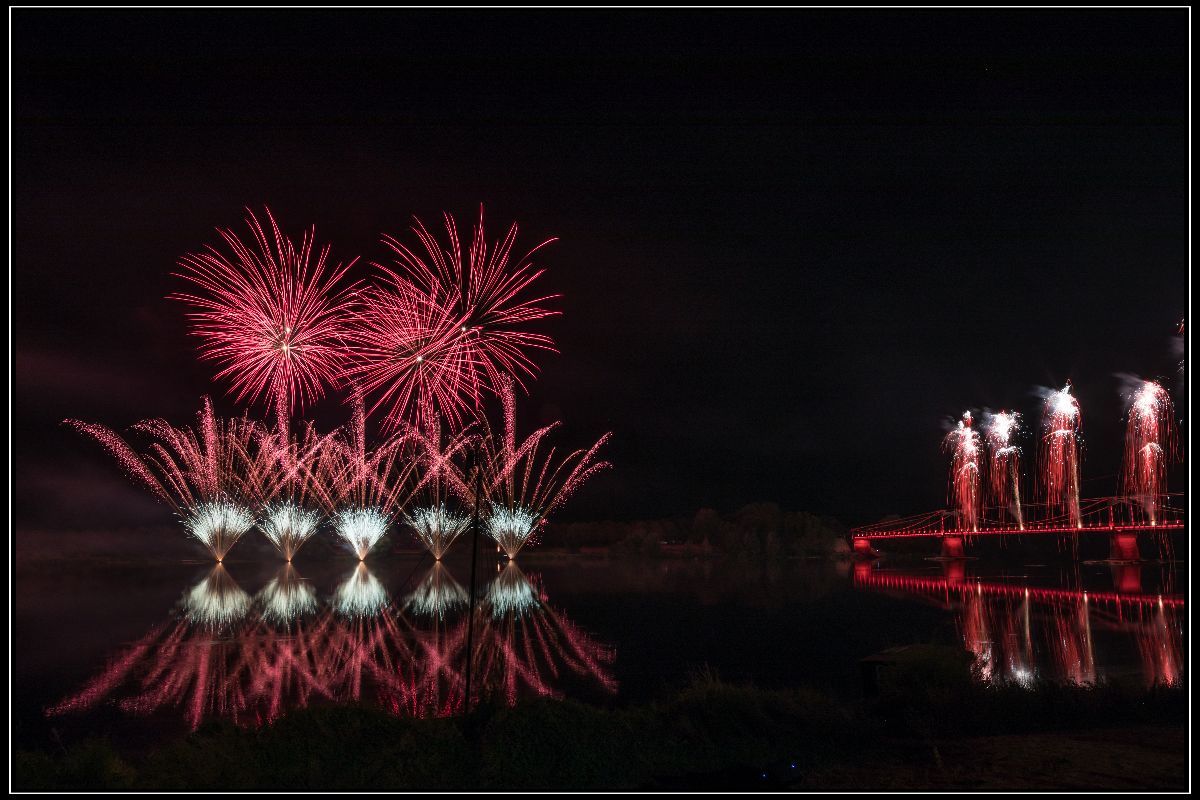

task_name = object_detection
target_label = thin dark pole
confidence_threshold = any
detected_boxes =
[463,445,482,714]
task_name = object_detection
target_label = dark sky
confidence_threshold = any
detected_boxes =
[13,10,1188,528]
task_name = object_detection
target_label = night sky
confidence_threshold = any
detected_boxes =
[13,10,1188,528]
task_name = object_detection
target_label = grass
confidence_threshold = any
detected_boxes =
[13,665,1187,791]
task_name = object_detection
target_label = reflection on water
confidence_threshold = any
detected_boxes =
[183,564,251,627]
[854,562,1185,688]
[333,562,390,618]
[256,564,319,624]
[46,561,618,731]
[403,562,468,619]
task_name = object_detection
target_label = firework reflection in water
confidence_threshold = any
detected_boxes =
[184,564,252,628]
[257,564,319,625]
[404,561,469,619]
[333,562,390,618]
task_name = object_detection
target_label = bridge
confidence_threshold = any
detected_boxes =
[848,494,1186,560]
[851,565,1185,686]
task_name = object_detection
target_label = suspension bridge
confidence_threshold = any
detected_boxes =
[848,494,1186,560]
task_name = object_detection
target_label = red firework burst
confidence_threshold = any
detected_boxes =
[172,207,360,431]
[374,206,560,411]
[343,274,482,432]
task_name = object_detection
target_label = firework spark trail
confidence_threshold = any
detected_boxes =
[402,413,476,559]
[1122,380,1178,525]
[183,502,257,563]
[942,411,982,533]
[985,410,1024,529]
[378,206,560,405]
[259,502,322,561]
[474,380,611,558]
[249,420,340,554]
[344,277,483,433]
[317,392,421,559]
[406,505,472,561]
[172,207,360,433]
[66,398,266,560]
[1040,384,1083,529]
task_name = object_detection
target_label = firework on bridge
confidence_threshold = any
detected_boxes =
[985,410,1024,529]
[1039,384,1082,529]
[1122,379,1178,525]
[942,411,982,533]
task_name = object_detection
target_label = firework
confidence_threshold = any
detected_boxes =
[1123,380,1177,524]
[1039,384,1082,528]
[256,563,319,624]
[383,207,560,388]
[942,411,982,532]
[66,398,265,560]
[475,380,610,558]
[332,507,391,561]
[485,506,541,561]
[333,562,390,618]
[985,410,1024,529]
[317,393,420,559]
[403,562,469,619]
[172,207,359,432]
[183,501,257,561]
[405,505,471,561]
[259,501,323,561]
[184,564,252,627]
[343,278,482,432]
[403,412,476,560]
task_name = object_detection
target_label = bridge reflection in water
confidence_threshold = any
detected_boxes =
[46,561,617,731]
[852,562,1185,688]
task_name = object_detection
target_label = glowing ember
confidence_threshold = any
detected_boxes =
[1123,380,1177,525]
[942,411,981,532]
[172,207,359,432]
[259,501,322,561]
[985,410,1024,529]
[1040,383,1082,528]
